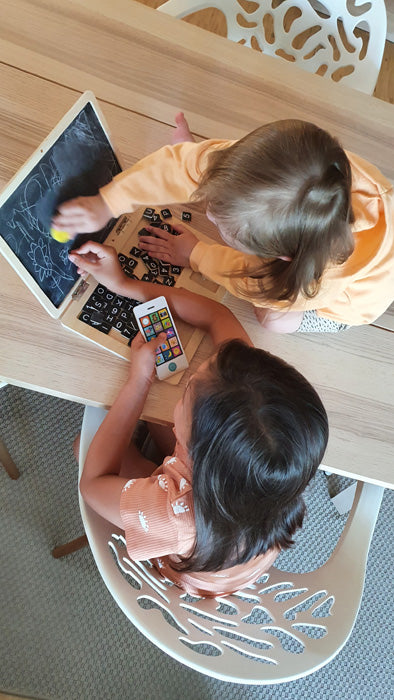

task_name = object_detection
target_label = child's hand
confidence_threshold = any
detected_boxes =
[128,332,167,385]
[68,241,126,294]
[138,224,198,267]
[52,194,112,237]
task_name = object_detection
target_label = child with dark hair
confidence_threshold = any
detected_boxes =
[53,115,393,332]
[70,240,328,597]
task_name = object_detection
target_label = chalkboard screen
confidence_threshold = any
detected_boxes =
[0,99,122,309]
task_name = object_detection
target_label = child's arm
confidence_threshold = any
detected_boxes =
[78,332,165,527]
[75,238,251,526]
[51,140,219,236]
[69,241,252,348]
[139,232,306,332]
[138,227,263,298]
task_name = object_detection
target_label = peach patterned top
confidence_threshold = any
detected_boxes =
[120,440,279,598]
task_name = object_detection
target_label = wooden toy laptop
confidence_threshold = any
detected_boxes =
[0,91,224,382]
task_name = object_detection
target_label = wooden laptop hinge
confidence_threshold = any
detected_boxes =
[72,279,89,300]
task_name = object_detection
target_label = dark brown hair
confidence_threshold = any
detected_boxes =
[193,120,355,304]
[176,340,328,573]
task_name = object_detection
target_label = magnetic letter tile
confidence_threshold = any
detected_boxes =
[130,246,142,257]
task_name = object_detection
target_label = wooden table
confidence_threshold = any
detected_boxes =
[0,0,393,489]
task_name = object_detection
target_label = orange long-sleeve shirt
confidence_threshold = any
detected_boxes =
[100,140,394,325]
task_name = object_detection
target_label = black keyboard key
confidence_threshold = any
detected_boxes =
[151,213,162,226]
[95,285,107,297]
[99,322,112,335]
[113,319,127,333]
[79,311,92,325]
[162,276,175,287]
[119,310,132,323]
[128,317,139,331]
[92,299,108,311]
[141,272,156,282]
[89,293,102,304]
[121,326,138,340]
[108,306,121,317]
[141,252,152,265]
[147,259,159,272]
[123,299,140,312]
[126,258,138,271]
[129,246,142,257]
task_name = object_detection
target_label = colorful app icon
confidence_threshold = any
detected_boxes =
[159,340,169,351]
[153,321,163,333]
[141,316,151,327]
[163,349,173,361]
[159,308,169,319]
[166,328,175,338]
[145,325,155,337]
[162,318,172,329]
[172,346,182,356]
[169,336,178,347]
[155,353,165,365]
[150,312,159,323]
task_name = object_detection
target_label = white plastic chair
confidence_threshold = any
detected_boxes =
[158,0,387,94]
[79,405,384,684]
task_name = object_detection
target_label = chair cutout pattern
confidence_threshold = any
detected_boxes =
[158,0,387,94]
[79,405,384,684]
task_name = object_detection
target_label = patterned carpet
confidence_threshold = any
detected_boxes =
[1,384,393,700]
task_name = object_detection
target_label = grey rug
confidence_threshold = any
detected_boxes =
[1,384,393,700]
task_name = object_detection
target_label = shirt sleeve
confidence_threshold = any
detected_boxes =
[119,456,195,561]
[120,475,179,560]
[189,241,317,311]
[99,139,231,217]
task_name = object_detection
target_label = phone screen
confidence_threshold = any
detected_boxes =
[138,305,184,367]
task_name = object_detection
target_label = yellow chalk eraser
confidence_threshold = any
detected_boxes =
[50,228,70,243]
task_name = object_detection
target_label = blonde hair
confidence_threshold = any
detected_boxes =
[193,120,354,304]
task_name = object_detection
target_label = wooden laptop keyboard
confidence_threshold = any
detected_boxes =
[77,208,186,345]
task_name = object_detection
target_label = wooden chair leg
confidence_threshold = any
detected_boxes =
[52,534,88,558]
[0,437,20,479]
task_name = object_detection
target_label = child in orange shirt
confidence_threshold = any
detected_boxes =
[53,115,394,332]
[71,240,328,596]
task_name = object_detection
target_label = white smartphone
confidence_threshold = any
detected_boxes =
[133,296,189,380]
